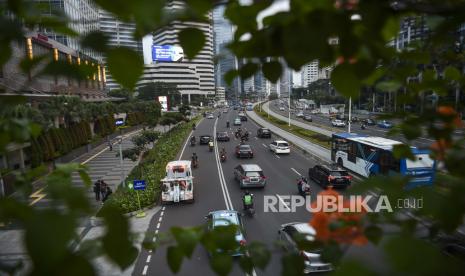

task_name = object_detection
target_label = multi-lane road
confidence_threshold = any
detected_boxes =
[133,108,386,276]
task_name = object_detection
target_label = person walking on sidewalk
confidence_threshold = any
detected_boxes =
[93,180,101,201]
[102,186,113,202]
[100,180,107,200]
[108,139,113,151]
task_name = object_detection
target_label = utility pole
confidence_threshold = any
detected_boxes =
[288,94,291,126]
[119,129,124,188]
[348,97,352,133]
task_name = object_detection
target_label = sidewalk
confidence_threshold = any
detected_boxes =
[0,125,165,274]
[247,103,332,162]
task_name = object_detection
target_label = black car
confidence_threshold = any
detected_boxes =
[199,135,212,145]
[257,128,271,138]
[308,165,352,188]
[239,114,248,121]
[235,144,254,158]
[216,132,230,142]
[361,118,376,125]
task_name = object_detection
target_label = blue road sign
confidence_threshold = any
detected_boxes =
[133,180,146,191]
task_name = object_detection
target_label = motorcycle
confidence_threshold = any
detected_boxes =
[190,138,196,146]
[297,177,311,196]
[241,132,249,141]
[192,159,198,168]
[361,124,366,130]
[235,131,241,139]
[244,204,255,217]
[209,144,214,152]
[226,122,230,128]
[220,153,226,162]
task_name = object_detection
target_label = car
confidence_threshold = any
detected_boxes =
[257,128,271,138]
[279,106,285,111]
[378,120,393,128]
[199,135,212,145]
[308,165,352,188]
[311,109,320,114]
[278,222,334,273]
[269,140,290,154]
[223,109,228,113]
[296,111,304,118]
[332,119,346,127]
[233,164,266,188]
[239,114,248,121]
[234,118,242,126]
[235,144,254,158]
[205,210,246,256]
[303,115,312,122]
[233,105,238,110]
[216,131,230,142]
[362,118,376,125]
[207,113,214,119]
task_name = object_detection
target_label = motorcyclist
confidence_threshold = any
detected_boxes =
[190,136,196,144]
[297,176,308,194]
[361,123,366,130]
[208,139,214,151]
[192,123,196,130]
[226,121,230,128]
[191,153,198,167]
[243,190,254,210]
[220,147,226,161]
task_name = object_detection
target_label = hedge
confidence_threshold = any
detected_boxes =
[100,116,200,214]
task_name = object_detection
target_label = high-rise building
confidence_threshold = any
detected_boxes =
[139,0,214,100]
[301,60,319,87]
[389,16,429,50]
[36,0,100,59]
[98,10,143,90]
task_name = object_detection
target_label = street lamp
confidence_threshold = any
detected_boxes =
[348,97,352,133]
[118,129,124,187]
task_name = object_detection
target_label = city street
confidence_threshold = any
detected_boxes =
[133,109,387,276]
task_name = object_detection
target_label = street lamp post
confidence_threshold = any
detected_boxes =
[288,94,291,126]
[119,129,124,188]
[348,97,352,133]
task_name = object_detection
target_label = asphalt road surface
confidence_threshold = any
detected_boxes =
[133,109,387,276]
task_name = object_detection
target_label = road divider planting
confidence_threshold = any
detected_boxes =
[253,104,331,149]
[100,117,200,214]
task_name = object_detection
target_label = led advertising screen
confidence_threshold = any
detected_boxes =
[158,96,168,112]
[152,45,184,62]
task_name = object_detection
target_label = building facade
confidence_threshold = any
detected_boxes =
[301,60,319,87]
[139,0,215,100]
[99,10,143,90]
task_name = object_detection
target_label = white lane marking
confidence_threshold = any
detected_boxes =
[162,206,165,211]
[81,147,108,165]
[158,216,163,223]
[179,130,193,161]
[146,255,151,263]
[152,237,157,242]
[213,118,234,210]
[276,194,291,210]
[155,229,159,234]
[274,154,281,159]
[156,222,161,229]
[149,250,152,253]
[160,211,164,216]
[254,137,258,140]
[291,168,301,176]
[142,265,148,275]
[262,143,268,148]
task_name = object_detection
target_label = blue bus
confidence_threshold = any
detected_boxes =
[331,133,436,187]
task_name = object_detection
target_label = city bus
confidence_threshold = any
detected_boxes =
[161,160,194,203]
[331,133,436,187]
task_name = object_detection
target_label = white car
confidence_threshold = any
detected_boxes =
[234,118,242,126]
[296,112,304,118]
[332,119,346,127]
[269,140,290,154]
[311,109,320,114]
[207,113,214,119]
[279,106,285,111]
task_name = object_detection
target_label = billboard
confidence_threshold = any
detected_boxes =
[158,96,168,112]
[152,45,184,62]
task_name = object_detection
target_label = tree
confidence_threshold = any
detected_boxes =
[137,82,181,107]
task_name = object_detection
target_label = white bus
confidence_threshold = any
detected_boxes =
[161,160,194,203]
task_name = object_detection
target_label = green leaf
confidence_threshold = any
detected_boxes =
[238,255,254,274]
[376,81,402,92]
[171,227,200,258]
[262,61,282,83]
[382,17,400,41]
[444,66,461,81]
[331,64,362,98]
[392,144,415,161]
[93,0,133,20]
[281,253,305,276]
[78,167,91,188]
[81,31,109,53]
[178,28,205,59]
[331,260,376,276]
[106,47,143,90]
[209,253,233,276]
[167,246,184,273]
[247,242,271,270]
[239,63,259,80]
[364,225,383,245]
[224,69,239,86]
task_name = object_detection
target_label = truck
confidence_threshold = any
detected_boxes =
[161,160,194,203]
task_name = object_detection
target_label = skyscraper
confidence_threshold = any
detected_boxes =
[98,10,143,90]
[139,1,215,100]
[301,60,319,87]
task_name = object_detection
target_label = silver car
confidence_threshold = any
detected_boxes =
[234,164,266,188]
[278,222,334,274]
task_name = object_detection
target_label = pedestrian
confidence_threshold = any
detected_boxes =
[102,186,113,202]
[93,180,101,201]
[108,140,113,151]
[100,180,107,200]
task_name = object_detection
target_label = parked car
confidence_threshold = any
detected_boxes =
[279,106,285,111]
[234,164,266,188]
[378,120,393,128]
[303,115,313,122]
[257,128,272,138]
[207,113,214,119]
[331,119,346,127]
[205,210,246,256]
[234,118,242,126]
[308,165,352,188]
[311,109,320,114]
[269,140,290,154]
[278,222,334,273]
[199,135,212,145]
[235,144,254,158]
[216,132,230,142]
[361,118,376,125]
[296,111,304,118]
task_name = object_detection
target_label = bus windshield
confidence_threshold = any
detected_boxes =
[406,154,435,169]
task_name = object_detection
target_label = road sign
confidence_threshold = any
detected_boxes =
[133,180,146,191]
